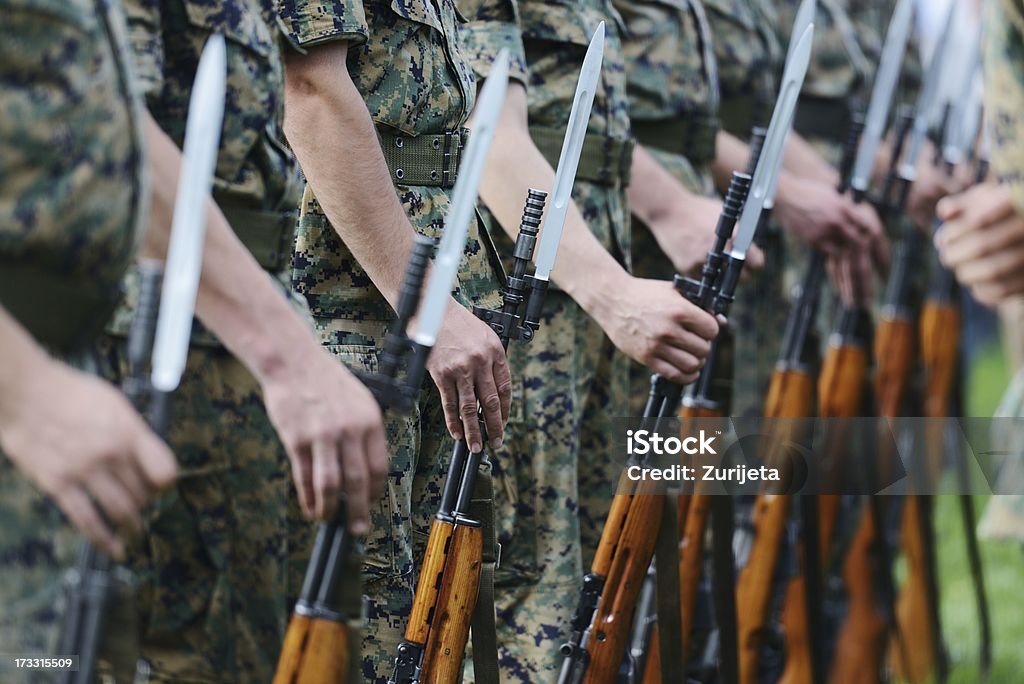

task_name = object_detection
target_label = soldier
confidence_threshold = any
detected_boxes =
[276,0,523,678]
[705,0,888,414]
[87,2,391,681]
[457,0,721,677]
[935,0,1024,546]
[0,2,177,678]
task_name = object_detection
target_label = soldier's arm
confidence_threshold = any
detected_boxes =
[477,82,718,385]
[0,305,176,558]
[282,42,511,453]
[629,144,762,274]
[141,113,388,530]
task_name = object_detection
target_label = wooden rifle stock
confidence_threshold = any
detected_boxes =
[277,237,436,684]
[391,191,549,684]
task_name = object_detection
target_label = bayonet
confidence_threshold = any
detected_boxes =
[898,0,957,180]
[943,29,983,169]
[730,23,815,260]
[412,50,510,347]
[532,23,604,282]
[851,0,915,198]
[151,34,227,393]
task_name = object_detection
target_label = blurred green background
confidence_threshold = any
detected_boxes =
[932,341,1023,683]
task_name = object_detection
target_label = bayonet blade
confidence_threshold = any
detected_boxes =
[412,50,510,347]
[729,23,815,259]
[532,23,604,282]
[943,26,982,167]
[786,0,817,65]
[899,0,957,178]
[851,0,915,195]
[151,34,226,392]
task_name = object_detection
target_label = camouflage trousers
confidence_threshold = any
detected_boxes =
[304,316,462,683]
[94,339,293,683]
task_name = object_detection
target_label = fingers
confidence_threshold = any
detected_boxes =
[84,469,144,537]
[289,446,316,519]
[652,346,704,386]
[940,216,1024,270]
[311,436,342,522]
[674,303,719,341]
[955,243,1024,289]
[335,434,372,535]
[745,244,766,272]
[132,423,177,491]
[55,486,123,560]
[475,362,505,450]
[454,371,484,453]
[435,376,465,442]
[494,356,512,427]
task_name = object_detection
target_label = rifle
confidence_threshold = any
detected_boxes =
[57,35,227,684]
[876,5,958,678]
[389,32,603,682]
[560,25,815,682]
[737,110,865,684]
[275,51,513,684]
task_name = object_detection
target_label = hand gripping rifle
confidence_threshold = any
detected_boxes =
[387,32,602,684]
[869,5,958,679]
[558,23,814,684]
[730,110,865,684]
[272,51,514,684]
[56,35,226,684]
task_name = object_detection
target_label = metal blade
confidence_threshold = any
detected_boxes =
[785,0,817,65]
[150,34,226,393]
[851,0,915,195]
[942,25,982,167]
[729,23,815,259]
[532,22,605,282]
[899,0,957,178]
[412,49,510,347]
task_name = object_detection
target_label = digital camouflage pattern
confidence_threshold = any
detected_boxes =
[0,0,145,348]
[459,0,632,678]
[96,1,305,681]
[616,0,721,419]
[977,0,1024,541]
[0,1,144,680]
[702,0,790,418]
[703,0,782,136]
[276,0,504,679]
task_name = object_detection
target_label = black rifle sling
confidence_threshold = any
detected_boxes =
[711,496,739,684]
[469,459,500,684]
[655,495,685,684]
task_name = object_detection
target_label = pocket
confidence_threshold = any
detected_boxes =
[323,343,402,576]
[388,0,444,32]
[181,0,274,56]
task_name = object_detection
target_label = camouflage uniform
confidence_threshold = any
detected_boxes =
[704,0,788,417]
[458,1,633,678]
[0,2,145,681]
[615,0,720,418]
[95,2,305,681]
[276,2,503,680]
[977,0,1024,540]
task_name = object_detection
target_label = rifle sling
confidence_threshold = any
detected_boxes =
[654,495,685,684]
[800,496,825,684]
[468,459,500,684]
[917,495,948,681]
[711,496,739,684]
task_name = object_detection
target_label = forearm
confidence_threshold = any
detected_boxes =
[629,144,703,229]
[783,133,839,186]
[711,131,753,191]
[283,45,414,309]
[0,306,51,421]
[144,114,318,384]
[475,84,629,315]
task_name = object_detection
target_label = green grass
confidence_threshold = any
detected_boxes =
[935,342,1022,683]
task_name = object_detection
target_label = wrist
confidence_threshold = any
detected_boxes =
[572,269,629,324]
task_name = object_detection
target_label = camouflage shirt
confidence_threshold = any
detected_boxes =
[108,0,304,341]
[703,0,782,136]
[615,0,720,173]
[278,0,501,323]
[0,0,145,351]
[458,0,633,259]
[984,0,1024,215]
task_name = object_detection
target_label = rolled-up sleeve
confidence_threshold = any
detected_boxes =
[276,0,369,52]
[458,0,529,85]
